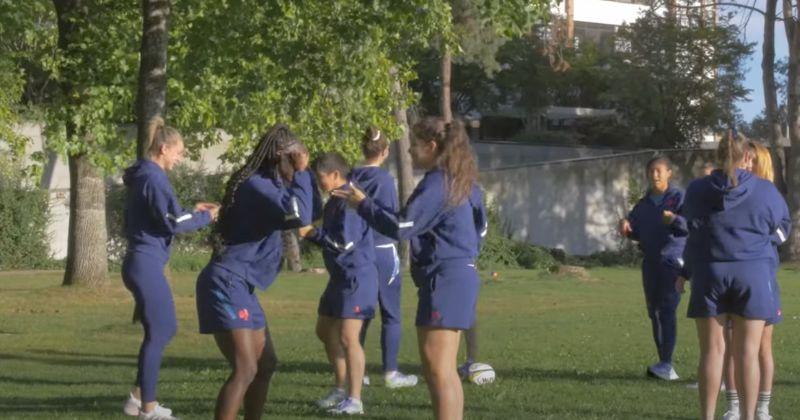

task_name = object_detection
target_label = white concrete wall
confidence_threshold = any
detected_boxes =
[13,120,714,259]
[479,149,715,255]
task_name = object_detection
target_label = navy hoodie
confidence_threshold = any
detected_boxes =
[357,169,488,269]
[682,169,790,271]
[626,185,687,265]
[349,166,399,246]
[308,184,375,281]
[123,159,212,262]
[213,169,320,290]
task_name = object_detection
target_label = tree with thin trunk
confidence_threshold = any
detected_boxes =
[763,0,787,192]
[392,72,415,265]
[783,0,800,258]
[55,0,109,287]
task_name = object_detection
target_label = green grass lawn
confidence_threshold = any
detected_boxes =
[2,266,800,419]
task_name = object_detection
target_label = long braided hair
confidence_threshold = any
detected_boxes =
[212,124,305,254]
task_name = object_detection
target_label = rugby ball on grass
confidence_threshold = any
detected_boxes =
[467,362,496,385]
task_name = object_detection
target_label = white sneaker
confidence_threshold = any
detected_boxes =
[123,393,173,417]
[756,408,772,420]
[327,397,364,415]
[384,371,418,389]
[316,388,347,409]
[722,410,740,420]
[362,375,370,386]
[138,409,179,420]
[647,362,679,381]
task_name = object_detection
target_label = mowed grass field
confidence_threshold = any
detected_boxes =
[2,267,800,419]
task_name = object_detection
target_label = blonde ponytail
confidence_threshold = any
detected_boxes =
[144,116,182,158]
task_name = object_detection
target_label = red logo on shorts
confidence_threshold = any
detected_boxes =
[778,309,782,316]
[354,306,361,313]
[238,309,250,321]
[431,311,441,320]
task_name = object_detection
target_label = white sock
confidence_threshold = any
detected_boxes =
[757,391,771,411]
[726,390,739,411]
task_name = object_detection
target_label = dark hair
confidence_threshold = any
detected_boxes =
[412,117,477,206]
[214,124,304,252]
[716,129,748,187]
[646,155,672,171]
[313,152,350,178]
[361,126,389,160]
[144,117,182,157]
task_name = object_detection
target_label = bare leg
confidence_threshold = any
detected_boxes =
[418,327,463,420]
[696,316,727,420]
[340,319,366,400]
[213,329,261,420]
[731,315,766,420]
[317,316,346,389]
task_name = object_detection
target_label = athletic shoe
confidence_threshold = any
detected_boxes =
[327,397,364,415]
[123,393,173,417]
[362,375,370,386]
[457,362,473,380]
[316,388,347,409]
[721,410,740,420]
[646,362,679,381]
[756,408,772,420]
[384,371,418,389]
[138,410,179,420]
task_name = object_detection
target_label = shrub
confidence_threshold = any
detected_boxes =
[0,155,53,269]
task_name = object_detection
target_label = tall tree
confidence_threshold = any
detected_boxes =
[50,0,139,287]
[609,9,752,146]
[763,0,787,191]
[136,0,170,158]
[783,0,800,258]
[437,0,549,122]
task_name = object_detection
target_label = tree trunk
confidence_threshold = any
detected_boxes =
[62,153,109,287]
[441,47,453,123]
[565,0,574,48]
[136,0,171,158]
[55,0,109,287]
[763,0,787,192]
[392,73,414,266]
[783,1,800,258]
[282,230,302,272]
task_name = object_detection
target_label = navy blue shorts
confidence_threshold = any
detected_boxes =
[412,259,480,330]
[196,263,266,334]
[688,260,778,320]
[318,266,379,320]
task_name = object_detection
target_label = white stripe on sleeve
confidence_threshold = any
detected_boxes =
[398,221,414,229]
[777,228,787,243]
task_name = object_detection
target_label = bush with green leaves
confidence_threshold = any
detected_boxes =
[0,156,53,270]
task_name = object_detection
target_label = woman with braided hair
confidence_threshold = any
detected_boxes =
[195,124,320,420]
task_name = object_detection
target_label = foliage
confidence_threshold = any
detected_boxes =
[608,9,753,147]
[0,155,53,270]
[166,0,453,164]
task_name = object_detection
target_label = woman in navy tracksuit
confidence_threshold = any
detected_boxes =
[619,156,686,381]
[682,131,789,420]
[298,152,378,415]
[350,127,418,389]
[335,118,487,420]
[195,124,318,420]
[122,118,218,420]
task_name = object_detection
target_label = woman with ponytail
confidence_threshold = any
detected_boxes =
[719,141,786,420]
[682,130,790,420]
[121,117,219,420]
[333,117,488,420]
[195,124,319,420]
[350,127,418,390]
